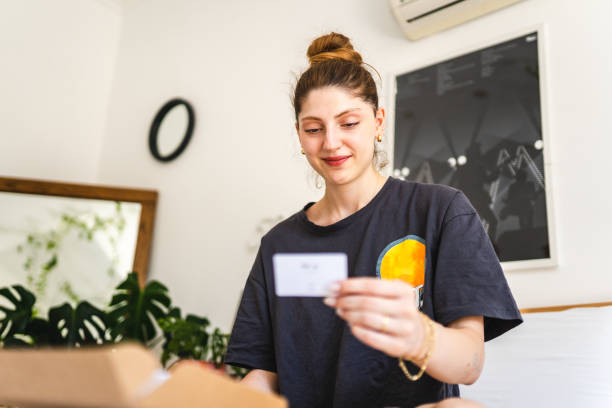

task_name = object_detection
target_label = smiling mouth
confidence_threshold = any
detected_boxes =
[323,155,351,166]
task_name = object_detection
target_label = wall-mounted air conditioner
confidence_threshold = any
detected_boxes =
[389,0,526,41]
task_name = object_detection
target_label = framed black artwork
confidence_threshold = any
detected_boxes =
[390,27,556,270]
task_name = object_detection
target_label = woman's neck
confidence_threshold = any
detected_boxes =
[308,168,387,226]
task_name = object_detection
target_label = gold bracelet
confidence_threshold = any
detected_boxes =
[398,313,436,381]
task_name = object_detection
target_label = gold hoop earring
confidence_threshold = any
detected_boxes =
[301,148,305,155]
[376,134,382,143]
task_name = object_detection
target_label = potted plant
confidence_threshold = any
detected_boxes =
[0,273,248,378]
[156,309,249,378]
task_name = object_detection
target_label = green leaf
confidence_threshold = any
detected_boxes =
[108,272,170,344]
[60,281,80,303]
[2,336,32,347]
[24,317,51,345]
[47,301,108,346]
[167,307,182,319]
[157,314,210,367]
[0,285,36,343]
[42,254,58,272]
[210,328,230,368]
[94,216,104,228]
[186,314,210,327]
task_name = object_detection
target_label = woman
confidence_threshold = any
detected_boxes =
[224,32,522,408]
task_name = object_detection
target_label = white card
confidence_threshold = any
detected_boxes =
[272,253,348,297]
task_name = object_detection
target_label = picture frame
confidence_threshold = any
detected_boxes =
[386,25,557,271]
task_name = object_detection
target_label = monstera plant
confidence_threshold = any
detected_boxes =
[0,285,37,346]
[0,287,114,347]
[0,273,245,378]
[47,302,109,346]
[108,273,171,344]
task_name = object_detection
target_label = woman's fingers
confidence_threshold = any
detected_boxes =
[333,277,414,298]
[323,277,424,358]
[349,324,409,358]
[338,309,418,338]
[341,309,425,358]
[326,294,402,316]
[325,293,416,317]
[338,310,394,333]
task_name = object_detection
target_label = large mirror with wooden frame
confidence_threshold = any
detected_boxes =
[0,176,157,315]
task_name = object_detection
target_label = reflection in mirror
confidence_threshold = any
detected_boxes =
[0,177,157,316]
[158,103,189,157]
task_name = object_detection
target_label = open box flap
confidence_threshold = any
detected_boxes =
[0,344,286,408]
[141,363,288,408]
[0,343,159,408]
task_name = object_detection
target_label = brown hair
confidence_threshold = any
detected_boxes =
[293,32,387,171]
[293,32,379,121]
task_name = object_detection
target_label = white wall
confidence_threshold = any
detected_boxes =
[3,0,612,331]
[96,0,612,331]
[98,0,612,330]
[98,0,412,330]
[0,0,121,182]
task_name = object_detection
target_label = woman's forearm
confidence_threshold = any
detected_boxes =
[417,316,484,385]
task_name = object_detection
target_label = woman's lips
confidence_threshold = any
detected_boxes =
[323,155,351,166]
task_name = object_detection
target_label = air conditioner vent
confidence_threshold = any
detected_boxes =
[389,0,525,40]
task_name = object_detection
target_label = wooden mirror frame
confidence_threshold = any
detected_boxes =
[0,176,158,287]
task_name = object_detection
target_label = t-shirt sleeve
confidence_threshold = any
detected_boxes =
[433,191,523,341]
[224,248,276,371]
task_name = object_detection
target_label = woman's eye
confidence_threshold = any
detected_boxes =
[343,122,359,128]
[304,128,321,134]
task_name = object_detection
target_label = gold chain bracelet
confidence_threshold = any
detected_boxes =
[398,313,436,381]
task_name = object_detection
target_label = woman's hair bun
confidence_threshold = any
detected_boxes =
[306,32,363,66]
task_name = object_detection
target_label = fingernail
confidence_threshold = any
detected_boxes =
[323,297,336,306]
[327,282,340,294]
[336,308,344,316]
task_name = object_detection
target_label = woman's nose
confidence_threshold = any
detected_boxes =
[322,127,341,151]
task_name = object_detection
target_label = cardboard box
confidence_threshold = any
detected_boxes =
[0,343,287,408]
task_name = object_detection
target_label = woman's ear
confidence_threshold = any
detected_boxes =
[295,122,300,133]
[375,107,386,132]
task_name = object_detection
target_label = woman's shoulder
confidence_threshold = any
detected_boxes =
[259,209,307,246]
[382,178,479,227]
[394,178,458,195]
[388,178,463,209]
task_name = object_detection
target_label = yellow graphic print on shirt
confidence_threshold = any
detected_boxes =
[376,235,426,310]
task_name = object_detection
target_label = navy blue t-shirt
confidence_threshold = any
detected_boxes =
[225,177,522,408]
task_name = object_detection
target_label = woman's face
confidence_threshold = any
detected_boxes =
[296,86,385,187]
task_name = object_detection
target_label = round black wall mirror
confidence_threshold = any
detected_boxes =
[149,98,195,162]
